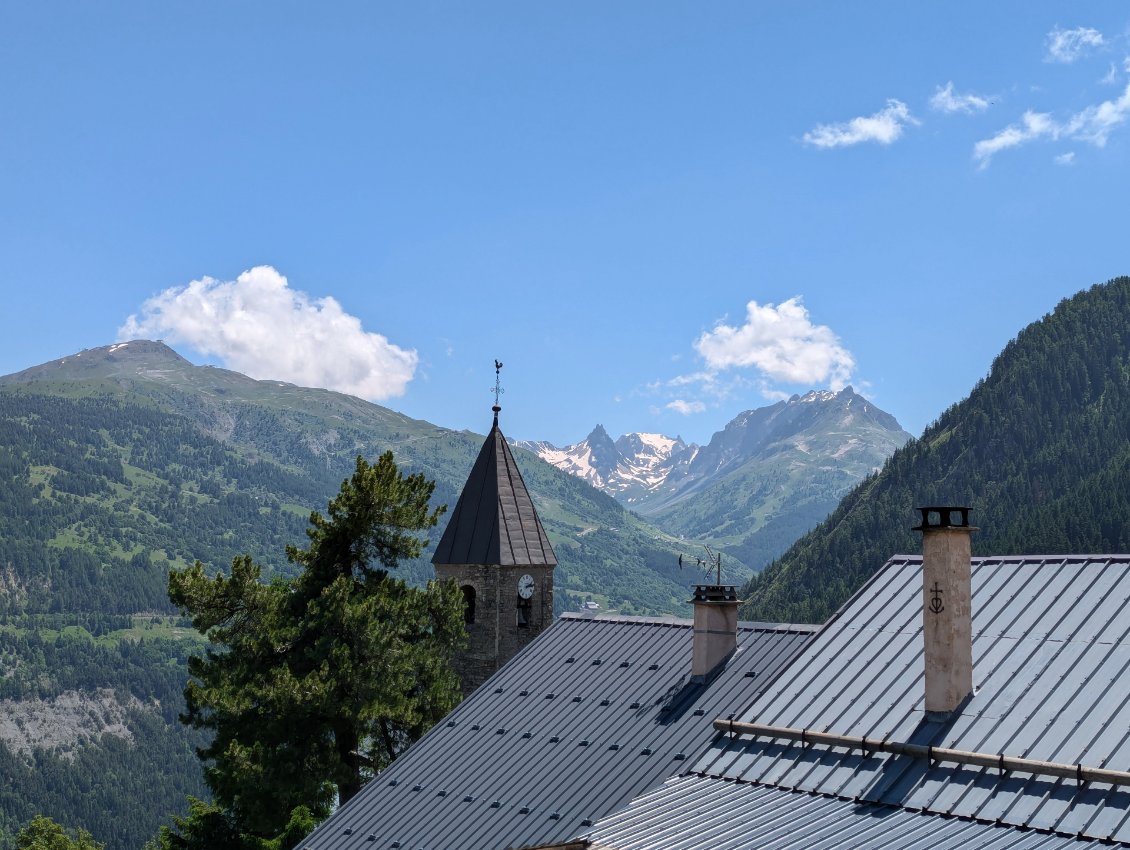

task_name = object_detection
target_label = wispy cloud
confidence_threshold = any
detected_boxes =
[1068,81,1130,145]
[693,297,854,389]
[666,370,716,388]
[973,110,1059,167]
[930,82,991,114]
[1055,151,1076,166]
[1045,26,1104,64]
[974,82,1130,167]
[803,99,917,148]
[119,265,418,400]
[666,399,706,415]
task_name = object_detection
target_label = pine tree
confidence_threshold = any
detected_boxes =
[165,453,465,845]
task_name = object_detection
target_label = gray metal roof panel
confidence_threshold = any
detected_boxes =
[580,775,1107,850]
[432,421,557,568]
[699,555,1130,844]
[300,614,814,850]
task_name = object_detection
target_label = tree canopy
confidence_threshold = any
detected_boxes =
[15,816,103,850]
[163,452,465,846]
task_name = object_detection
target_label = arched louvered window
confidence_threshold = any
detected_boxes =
[461,585,476,625]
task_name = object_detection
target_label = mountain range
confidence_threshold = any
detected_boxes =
[520,387,911,571]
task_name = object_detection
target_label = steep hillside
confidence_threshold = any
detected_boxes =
[0,341,714,849]
[742,276,1130,624]
[0,340,709,612]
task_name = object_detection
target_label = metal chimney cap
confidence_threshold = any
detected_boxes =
[691,585,739,603]
[913,506,974,531]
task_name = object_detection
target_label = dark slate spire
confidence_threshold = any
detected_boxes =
[432,366,556,568]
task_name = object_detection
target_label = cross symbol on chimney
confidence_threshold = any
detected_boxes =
[929,582,945,615]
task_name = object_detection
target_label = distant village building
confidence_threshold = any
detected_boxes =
[432,396,557,695]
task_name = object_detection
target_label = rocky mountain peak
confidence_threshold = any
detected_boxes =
[521,390,911,537]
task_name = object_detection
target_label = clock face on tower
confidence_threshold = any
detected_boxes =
[517,574,535,599]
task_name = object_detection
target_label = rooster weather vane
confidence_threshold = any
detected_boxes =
[679,544,725,586]
[490,360,505,407]
[490,360,505,425]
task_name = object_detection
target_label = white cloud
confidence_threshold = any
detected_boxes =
[803,99,917,148]
[119,266,418,400]
[666,399,706,415]
[1065,81,1130,145]
[973,110,1059,167]
[974,81,1130,166]
[1055,151,1076,165]
[667,370,716,388]
[693,297,854,389]
[930,82,990,114]
[1101,63,1119,85]
[1045,26,1104,64]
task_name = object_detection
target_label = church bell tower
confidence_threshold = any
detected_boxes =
[432,362,556,696]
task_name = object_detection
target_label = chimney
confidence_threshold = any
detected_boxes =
[914,506,975,718]
[691,584,739,682]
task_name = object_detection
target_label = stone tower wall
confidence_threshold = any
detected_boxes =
[435,563,553,695]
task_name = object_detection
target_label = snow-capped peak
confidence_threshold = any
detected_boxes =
[517,427,698,498]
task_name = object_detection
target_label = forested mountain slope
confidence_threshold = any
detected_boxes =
[0,341,706,849]
[741,276,1130,624]
[0,340,706,614]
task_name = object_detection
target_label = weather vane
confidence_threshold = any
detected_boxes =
[679,545,724,586]
[491,360,505,417]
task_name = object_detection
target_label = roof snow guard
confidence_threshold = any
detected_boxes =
[432,419,556,568]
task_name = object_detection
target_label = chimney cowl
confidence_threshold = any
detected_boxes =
[692,585,738,603]
[913,506,973,531]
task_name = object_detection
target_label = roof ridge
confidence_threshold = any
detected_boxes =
[694,774,1130,846]
[558,612,817,632]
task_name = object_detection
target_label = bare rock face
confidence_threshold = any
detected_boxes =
[0,688,146,759]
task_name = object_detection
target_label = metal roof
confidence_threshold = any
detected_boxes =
[692,555,1130,845]
[581,774,1109,849]
[299,613,815,850]
[432,417,556,567]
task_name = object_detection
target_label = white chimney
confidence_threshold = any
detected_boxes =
[691,584,739,682]
[914,506,974,718]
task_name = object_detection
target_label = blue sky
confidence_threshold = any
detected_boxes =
[2,2,1128,446]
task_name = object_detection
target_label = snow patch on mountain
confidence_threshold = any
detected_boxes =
[515,428,698,499]
[517,387,911,523]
